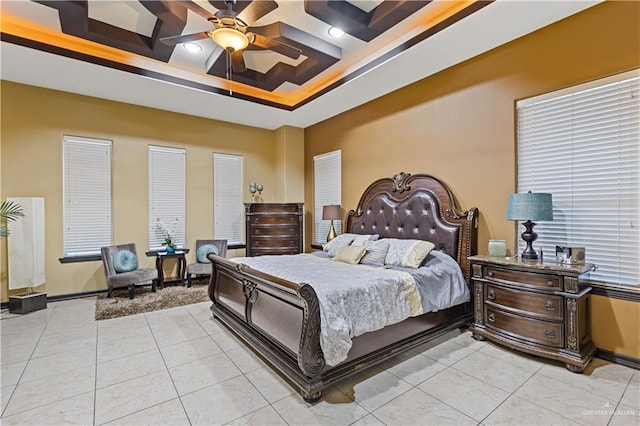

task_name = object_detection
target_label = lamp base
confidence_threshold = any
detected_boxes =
[326,221,337,242]
[520,220,539,260]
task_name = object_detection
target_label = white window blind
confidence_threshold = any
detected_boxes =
[63,136,113,257]
[314,150,342,244]
[214,153,243,244]
[148,146,186,250]
[516,70,639,286]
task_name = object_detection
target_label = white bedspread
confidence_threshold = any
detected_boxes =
[230,253,468,366]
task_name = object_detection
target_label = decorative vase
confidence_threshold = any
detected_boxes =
[165,246,175,254]
[488,239,507,257]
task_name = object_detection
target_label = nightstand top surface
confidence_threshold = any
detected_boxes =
[469,254,595,275]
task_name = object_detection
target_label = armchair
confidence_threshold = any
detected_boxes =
[186,239,227,287]
[101,243,158,299]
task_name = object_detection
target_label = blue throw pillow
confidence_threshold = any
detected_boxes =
[113,250,137,273]
[197,244,219,263]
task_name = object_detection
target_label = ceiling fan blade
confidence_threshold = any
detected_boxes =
[248,33,301,60]
[236,0,278,25]
[230,50,247,73]
[160,32,209,46]
[176,0,214,20]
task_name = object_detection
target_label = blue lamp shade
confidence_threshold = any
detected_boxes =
[507,192,553,222]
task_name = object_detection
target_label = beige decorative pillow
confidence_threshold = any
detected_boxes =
[333,245,368,265]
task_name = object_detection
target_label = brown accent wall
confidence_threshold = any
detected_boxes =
[304,1,640,357]
[0,82,278,300]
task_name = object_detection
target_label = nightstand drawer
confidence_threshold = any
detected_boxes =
[486,284,563,321]
[485,306,564,348]
[485,266,560,290]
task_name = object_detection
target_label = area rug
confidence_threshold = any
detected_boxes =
[95,285,209,320]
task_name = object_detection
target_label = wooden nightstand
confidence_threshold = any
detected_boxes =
[469,255,596,373]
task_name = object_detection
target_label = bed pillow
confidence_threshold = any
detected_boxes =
[384,239,436,268]
[323,234,355,257]
[360,240,391,266]
[113,250,138,273]
[351,234,380,246]
[197,244,219,263]
[333,245,368,265]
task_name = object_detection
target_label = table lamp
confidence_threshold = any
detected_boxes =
[322,205,341,242]
[507,192,553,260]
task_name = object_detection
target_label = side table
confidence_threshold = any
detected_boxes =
[154,250,189,288]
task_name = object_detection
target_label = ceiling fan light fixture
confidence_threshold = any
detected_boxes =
[211,27,249,52]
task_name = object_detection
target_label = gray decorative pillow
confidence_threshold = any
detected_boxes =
[351,234,380,246]
[323,234,355,257]
[360,240,391,266]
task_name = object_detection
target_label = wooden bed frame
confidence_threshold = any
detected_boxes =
[208,172,478,401]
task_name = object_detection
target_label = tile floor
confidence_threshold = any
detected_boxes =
[0,297,638,425]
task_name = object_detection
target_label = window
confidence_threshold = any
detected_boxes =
[516,70,639,286]
[62,136,113,257]
[148,146,186,250]
[213,153,243,244]
[314,150,342,244]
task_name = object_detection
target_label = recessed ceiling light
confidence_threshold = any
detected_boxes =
[328,27,345,38]
[183,42,202,53]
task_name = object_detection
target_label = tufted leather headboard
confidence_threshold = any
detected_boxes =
[346,172,478,282]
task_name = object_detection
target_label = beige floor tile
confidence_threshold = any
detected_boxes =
[184,301,213,317]
[102,398,190,426]
[31,334,96,359]
[418,340,478,366]
[168,352,242,395]
[335,368,413,412]
[150,318,208,348]
[538,357,635,402]
[1,361,27,387]
[0,391,94,426]
[97,332,157,363]
[94,369,178,425]
[620,372,639,410]
[96,349,165,388]
[181,375,268,424]
[3,364,95,417]
[378,350,448,385]
[210,327,244,352]
[245,366,296,403]
[609,404,640,426]
[226,405,288,426]
[226,344,269,374]
[478,341,546,370]
[197,316,226,336]
[97,315,153,344]
[0,338,38,365]
[372,387,476,425]
[21,346,96,383]
[419,367,510,421]
[159,334,222,368]
[515,372,613,425]
[452,350,539,392]
[350,414,386,426]
[272,386,368,426]
[483,395,581,425]
[1,384,16,413]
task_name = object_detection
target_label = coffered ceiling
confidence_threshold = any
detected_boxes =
[1,0,601,129]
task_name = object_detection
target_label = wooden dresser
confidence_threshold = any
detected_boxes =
[469,255,596,372]
[245,203,303,257]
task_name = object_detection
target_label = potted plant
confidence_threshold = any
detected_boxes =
[0,200,24,237]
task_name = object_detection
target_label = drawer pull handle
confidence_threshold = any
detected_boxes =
[487,290,495,300]
[488,271,494,277]
[544,301,555,311]
[254,229,260,235]
[546,280,554,287]
[488,313,496,323]
[545,330,556,339]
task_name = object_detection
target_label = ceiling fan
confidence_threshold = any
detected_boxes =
[161,0,302,74]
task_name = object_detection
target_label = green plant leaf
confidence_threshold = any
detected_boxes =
[0,200,25,237]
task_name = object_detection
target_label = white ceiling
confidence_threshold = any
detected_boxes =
[1,1,602,130]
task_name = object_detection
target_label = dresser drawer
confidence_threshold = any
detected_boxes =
[486,284,563,321]
[251,247,300,256]
[485,266,561,290]
[251,226,299,237]
[485,306,563,348]
[251,215,298,225]
[251,239,299,249]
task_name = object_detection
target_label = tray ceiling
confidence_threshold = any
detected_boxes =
[1,0,601,129]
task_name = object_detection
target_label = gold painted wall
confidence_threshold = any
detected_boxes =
[304,1,640,357]
[0,81,277,301]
